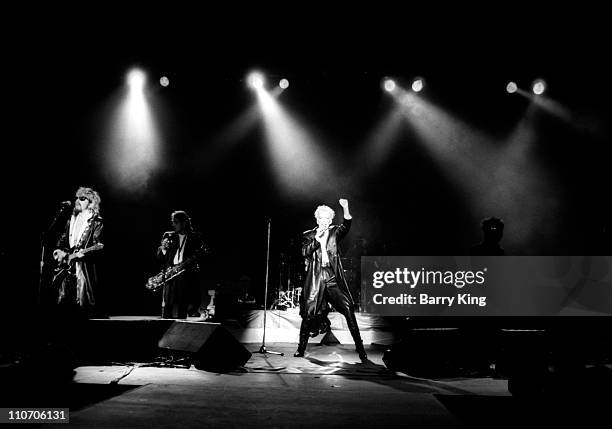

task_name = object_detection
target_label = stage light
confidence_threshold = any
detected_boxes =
[506,82,518,94]
[255,87,335,198]
[102,67,160,192]
[127,68,146,91]
[160,76,170,87]
[279,78,289,89]
[383,78,396,92]
[247,71,265,90]
[412,78,424,92]
[532,79,546,95]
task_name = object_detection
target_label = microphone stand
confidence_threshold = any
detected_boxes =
[38,204,70,306]
[254,217,284,356]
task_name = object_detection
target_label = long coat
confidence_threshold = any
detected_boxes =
[56,214,104,311]
[301,218,354,319]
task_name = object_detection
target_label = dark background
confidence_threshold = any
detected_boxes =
[1,9,610,318]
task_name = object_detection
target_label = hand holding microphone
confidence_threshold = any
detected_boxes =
[316,226,329,243]
[161,232,174,250]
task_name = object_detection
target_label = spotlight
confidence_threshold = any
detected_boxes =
[127,68,146,90]
[412,78,424,92]
[383,78,396,92]
[532,79,546,95]
[247,71,265,90]
[279,78,289,89]
[159,76,170,87]
[506,82,518,94]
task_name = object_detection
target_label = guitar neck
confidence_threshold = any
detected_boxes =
[81,243,104,254]
[68,243,104,261]
[55,243,104,270]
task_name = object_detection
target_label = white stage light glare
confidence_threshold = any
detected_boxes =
[532,79,546,95]
[127,68,146,90]
[412,78,424,92]
[247,71,265,90]
[383,78,396,92]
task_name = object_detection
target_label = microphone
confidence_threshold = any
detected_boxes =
[316,225,329,239]
[59,201,72,211]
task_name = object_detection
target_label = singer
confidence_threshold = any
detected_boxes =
[156,210,208,319]
[295,198,367,362]
[52,187,104,317]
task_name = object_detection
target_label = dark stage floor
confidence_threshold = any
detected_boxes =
[3,315,612,427]
[5,344,612,428]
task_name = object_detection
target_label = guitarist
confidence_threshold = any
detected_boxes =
[52,187,104,316]
[157,210,207,319]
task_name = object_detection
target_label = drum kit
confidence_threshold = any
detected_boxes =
[270,251,303,311]
[271,287,302,311]
[269,253,361,311]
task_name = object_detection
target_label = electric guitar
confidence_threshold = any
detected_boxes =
[52,243,104,284]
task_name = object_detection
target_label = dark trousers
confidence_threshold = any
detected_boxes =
[162,272,200,319]
[297,267,364,352]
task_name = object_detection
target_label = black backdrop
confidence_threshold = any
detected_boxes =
[1,11,611,318]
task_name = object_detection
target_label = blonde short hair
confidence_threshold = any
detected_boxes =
[314,205,335,220]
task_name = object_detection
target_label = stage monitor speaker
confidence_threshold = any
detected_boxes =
[382,328,491,377]
[158,321,252,371]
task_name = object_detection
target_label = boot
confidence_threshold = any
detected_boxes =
[294,319,310,357]
[355,340,368,363]
[346,311,368,362]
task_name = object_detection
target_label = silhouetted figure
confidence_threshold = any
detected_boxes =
[469,217,505,256]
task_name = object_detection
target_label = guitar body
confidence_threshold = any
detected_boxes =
[51,243,104,287]
[52,265,76,290]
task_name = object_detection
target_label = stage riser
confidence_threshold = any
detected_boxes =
[69,316,612,367]
[78,320,175,363]
[383,328,612,378]
[225,327,398,345]
[73,315,397,363]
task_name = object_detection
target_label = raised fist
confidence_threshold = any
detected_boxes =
[339,198,349,208]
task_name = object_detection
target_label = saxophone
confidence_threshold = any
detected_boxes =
[146,244,209,292]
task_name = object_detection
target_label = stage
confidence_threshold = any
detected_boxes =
[94,309,398,345]
[4,312,612,427]
[62,345,512,429]
[6,343,612,428]
[5,342,515,428]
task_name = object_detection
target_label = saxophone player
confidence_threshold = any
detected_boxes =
[157,210,207,319]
